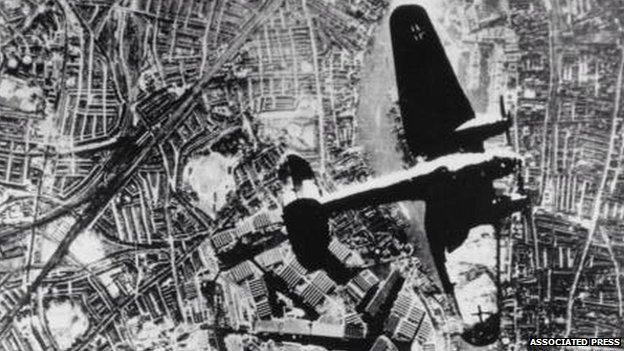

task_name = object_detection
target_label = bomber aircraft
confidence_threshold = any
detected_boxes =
[279,4,529,347]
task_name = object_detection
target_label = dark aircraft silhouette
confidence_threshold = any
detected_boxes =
[279,4,528,347]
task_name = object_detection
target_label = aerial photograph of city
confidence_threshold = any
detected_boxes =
[0,0,622,350]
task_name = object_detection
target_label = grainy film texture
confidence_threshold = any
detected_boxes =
[0,0,621,350]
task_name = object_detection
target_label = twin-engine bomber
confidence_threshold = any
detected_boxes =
[279,5,529,347]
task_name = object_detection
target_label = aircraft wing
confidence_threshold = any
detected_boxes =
[390,5,479,158]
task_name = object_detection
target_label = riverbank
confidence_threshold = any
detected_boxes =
[354,0,440,286]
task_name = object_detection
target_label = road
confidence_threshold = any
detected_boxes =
[0,0,284,239]
[0,0,284,337]
[596,227,623,318]
[302,0,327,173]
[0,0,130,240]
[564,45,624,337]
[539,10,561,200]
[69,236,208,351]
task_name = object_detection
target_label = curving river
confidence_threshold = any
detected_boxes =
[355,0,441,283]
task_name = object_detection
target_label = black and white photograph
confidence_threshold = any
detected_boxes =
[0,0,621,350]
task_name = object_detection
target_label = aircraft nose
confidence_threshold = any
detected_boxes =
[278,153,321,205]
[278,153,330,271]
[283,198,330,271]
